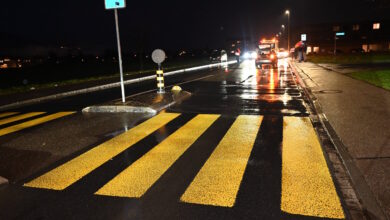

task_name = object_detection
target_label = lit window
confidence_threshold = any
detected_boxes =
[333,26,340,31]
[362,45,368,52]
[373,23,380,30]
[352,24,360,31]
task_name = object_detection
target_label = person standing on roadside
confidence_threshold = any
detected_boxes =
[235,48,241,63]
[291,48,296,60]
[299,41,307,62]
[302,42,307,62]
[297,42,305,62]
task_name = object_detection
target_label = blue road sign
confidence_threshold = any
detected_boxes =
[336,32,345,36]
[105,0,126,10]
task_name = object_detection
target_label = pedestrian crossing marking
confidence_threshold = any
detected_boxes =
[22,113,345,217]
[180,115,262,207]
[0,112,19,119]
[24,113,180,190]
[95,114,220,198]
[281,117,345,219]
[0,112,75,137]
[0,112,45,126]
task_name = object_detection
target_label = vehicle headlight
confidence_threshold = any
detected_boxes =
[251,52,257,59]
[244,52,250,59]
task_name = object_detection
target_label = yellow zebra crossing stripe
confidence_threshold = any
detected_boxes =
[22,113,344,217]
[281,117,344,219]
[24,113,180,190]
[95,114,220,198]
[0,112,19,119]
[0,112,75,137]
[180,115,262,207]
[0,112,45,126]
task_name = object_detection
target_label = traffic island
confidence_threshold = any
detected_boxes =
[82,89,191,114]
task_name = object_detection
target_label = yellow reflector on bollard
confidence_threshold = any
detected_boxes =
[156,69,165,93]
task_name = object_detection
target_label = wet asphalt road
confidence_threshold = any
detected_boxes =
[0,59,346,219]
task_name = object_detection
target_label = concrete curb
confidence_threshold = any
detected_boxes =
[291,61,388,220]
[82,90,192,114]
[0,61,236,111]
[0,176,8,186]
[82,106,157,114]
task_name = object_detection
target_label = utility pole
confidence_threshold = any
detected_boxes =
[285,10,291,52]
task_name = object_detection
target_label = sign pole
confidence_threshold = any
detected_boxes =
[334,32,345,55]
[152,49,166,94]
[114,8,126,103]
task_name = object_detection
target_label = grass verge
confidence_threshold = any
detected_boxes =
[0,60,209,96]
[349,69,390,90]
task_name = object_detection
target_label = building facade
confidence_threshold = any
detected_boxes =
[292,20,390,54]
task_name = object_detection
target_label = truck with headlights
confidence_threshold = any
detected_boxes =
[255,38,279,68]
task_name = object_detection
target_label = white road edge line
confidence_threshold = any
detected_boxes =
[0,61,237,111]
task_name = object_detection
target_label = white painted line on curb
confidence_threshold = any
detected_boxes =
[0,61,237,111]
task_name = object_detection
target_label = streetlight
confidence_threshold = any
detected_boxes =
[285,10,290,53]
[281,24,286,48]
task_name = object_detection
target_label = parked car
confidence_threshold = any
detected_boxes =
[210,49,228,63]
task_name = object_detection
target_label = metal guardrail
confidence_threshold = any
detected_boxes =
[0,60,237,111]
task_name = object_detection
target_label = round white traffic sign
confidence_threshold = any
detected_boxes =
[152,49,166,64]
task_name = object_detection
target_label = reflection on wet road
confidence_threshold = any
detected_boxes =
[0,59,346,220]
[169,59,308,116]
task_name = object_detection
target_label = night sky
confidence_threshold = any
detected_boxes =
[1,0,389,55]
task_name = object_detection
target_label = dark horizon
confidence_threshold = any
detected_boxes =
[1,0,389,56]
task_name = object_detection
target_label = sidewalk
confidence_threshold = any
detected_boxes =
[293,61,390,219]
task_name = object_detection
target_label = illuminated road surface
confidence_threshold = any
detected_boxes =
[0,59,346,219]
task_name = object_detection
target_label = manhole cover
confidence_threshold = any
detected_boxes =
[313,90,343,94]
